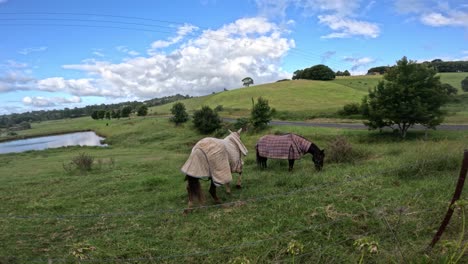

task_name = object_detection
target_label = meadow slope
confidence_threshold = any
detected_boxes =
[0,116,467,263]
[151,73,468,123]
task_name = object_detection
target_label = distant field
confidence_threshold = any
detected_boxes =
[151,73,467,123]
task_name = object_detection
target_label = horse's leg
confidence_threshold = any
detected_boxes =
[236,172,242,189]
[288,159,295,172]
[225,182,231,195]
[185,176,202,214]
[262,157,267,169]
[209,180,221,204]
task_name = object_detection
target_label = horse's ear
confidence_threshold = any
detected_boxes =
[237,128,243,134]
[228,129,233,133]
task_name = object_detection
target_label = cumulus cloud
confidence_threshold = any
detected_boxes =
[37,18,293,99]
[343,56,376,71]
[318,15,380,38]
[255,0,380,38]
[18,46,48,55]
[0,61,35,93]
[22,95,81,107]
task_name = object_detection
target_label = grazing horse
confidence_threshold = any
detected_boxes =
[256,133,324,171]
[181,128,248,211]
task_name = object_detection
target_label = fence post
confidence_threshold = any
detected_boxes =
[428,149,468,249]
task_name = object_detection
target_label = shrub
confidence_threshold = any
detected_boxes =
[234,117,251,131]
[251,97,272,131]
[192,106,222,134]
[326,136,365,163]
[339,103,361,116]
[462,77,468,92]
[170,102,189,125]
[64,153,94,173]
[214,105,224,112]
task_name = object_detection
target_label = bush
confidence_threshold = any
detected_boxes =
[234,117,251,131]
[170,102,189,125]
[462,77,468,92]
[339,103,361,116]
[214,105,224,112]
[192,106,222,134]
[251,97,272,131]
[63,153,94,173]
[326,136,364,163]
[137,105,148,116]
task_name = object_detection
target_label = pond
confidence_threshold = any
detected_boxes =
[0,131,107,154]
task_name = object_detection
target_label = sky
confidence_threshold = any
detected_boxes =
[1,0,467,115]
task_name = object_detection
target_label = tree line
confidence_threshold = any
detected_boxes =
[367,59,468,75]
[0,94,190,128]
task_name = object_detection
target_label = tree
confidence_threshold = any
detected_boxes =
[91,111,99,120]
[292,64,335,80]
[343,70,351,76]
[170,102,189,125]
[251,97,272,130]
[105,111,111,120]
[137,104,148,116]
[361,56,448,138]
[97,110,106,120]
[192,106,222,134]
[242,77,254,87]
[441,83,458,96]
[462,77,468,92]
[121,106,132,118]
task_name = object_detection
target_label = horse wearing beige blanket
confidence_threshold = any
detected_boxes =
[181,128,247,210]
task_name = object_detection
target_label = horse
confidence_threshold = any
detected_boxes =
[256,133,324,171]
[181,128,248,212]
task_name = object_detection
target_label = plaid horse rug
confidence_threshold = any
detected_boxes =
[256,133,312,160]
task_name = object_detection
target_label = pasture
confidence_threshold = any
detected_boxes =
[0,116,467,263]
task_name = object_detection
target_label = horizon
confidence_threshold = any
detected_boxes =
[1,0,467,115]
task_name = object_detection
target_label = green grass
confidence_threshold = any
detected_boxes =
[0,116,467,263]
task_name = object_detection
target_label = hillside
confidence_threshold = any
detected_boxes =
[151,79,367,118]
[151,73,468,122]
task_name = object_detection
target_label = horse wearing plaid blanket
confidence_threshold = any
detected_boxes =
[256,133,324,171]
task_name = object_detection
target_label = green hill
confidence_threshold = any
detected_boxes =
[151,73,467,122]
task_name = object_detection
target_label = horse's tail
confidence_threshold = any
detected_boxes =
[255,144,260,166]
[186,175,204,203]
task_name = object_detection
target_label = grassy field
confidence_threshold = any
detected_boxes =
[150,73,468,124]
[0,116,467,263]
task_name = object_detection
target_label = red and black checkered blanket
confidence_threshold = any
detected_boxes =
[256,133,312,160]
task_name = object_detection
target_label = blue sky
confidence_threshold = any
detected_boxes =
[1,0,467,114]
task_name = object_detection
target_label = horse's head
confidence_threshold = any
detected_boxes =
[312,149,325,171]
[227,128,248,156]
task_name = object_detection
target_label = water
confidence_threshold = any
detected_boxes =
[0,131,107,154]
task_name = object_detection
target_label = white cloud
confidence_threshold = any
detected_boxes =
[343,56,376,71]
[35,17,293,99]
[318,15,380,38]
[22,96,81,107]
[116,46,140,57]
[93,51,105,57]
[395,0,468,28]
[255,0,380,38]
[18,46,48,55]
[149,24,198,52]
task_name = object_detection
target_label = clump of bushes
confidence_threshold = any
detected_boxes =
[326,136,366,163]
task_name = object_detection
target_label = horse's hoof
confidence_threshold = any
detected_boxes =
[236,184,242,189]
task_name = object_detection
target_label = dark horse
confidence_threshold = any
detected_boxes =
[181,129,248,212]
[256,133,324,171]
